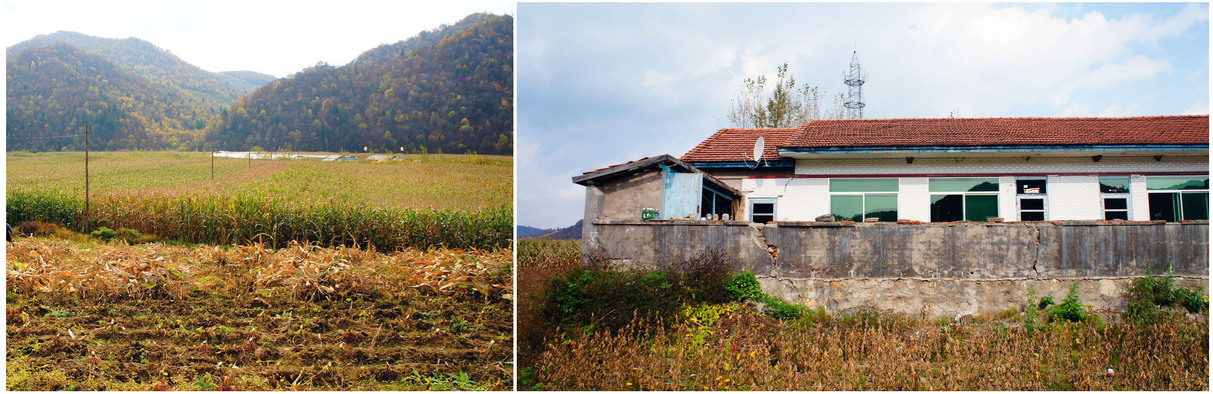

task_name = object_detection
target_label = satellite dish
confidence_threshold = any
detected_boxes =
[744,136,767,169]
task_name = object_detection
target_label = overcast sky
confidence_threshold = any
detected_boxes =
[517,2,1210,229]
[3,0,515,77]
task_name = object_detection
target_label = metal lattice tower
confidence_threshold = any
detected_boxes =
[843,51,865,119]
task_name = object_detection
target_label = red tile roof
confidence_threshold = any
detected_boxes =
[681,128,801,163]
[785,115,1209,148]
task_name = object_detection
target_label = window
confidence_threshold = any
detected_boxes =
[1099,177,1130,220]
[1016,179,1047,221]
[750,198,776,224]
[829,178,898,222]
[1147,176,1209,221]
[929,177,999,222]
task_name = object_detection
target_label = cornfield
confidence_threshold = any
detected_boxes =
[7,189,511,251]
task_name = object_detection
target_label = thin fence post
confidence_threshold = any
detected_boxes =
[211,148,215,180]
[84,121,90,233]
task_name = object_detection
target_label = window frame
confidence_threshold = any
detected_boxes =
[829,178,899,222]
[749,197,777,224]
[928,177,1000,222]
[1015,178,1047,221]
[1146,175,1209,221]
[1099,176,1131,220]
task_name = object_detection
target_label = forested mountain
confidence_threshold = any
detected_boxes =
[219,71,278,92]
[206,13,513,155]
[7,13,512,154]
[6,42,215,151]
[7,31,256,107]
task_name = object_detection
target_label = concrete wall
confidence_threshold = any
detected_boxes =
[600,169,663,221]
[583,219,1209,315]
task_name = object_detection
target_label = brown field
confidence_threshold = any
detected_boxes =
[7,235,513,390]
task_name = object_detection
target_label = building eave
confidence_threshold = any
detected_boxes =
[778,144,1209,159]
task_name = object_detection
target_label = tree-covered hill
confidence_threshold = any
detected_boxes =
[6,42,216,151]
[7,31,256,108]
[206,13,513,155]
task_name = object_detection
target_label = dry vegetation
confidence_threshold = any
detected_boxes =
[7,151,512,251]
[7,151,512,211]
[517,239,1210,391]
[7,235,513,390]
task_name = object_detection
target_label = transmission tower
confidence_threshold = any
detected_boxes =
[843,51,866,119]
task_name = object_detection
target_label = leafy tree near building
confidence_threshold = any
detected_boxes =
[727,61,852,128]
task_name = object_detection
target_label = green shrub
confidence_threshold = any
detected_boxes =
[760,295,806,320]
[1037,295,1055,310]
[1048,283,1087,323]
[724,271,763,301]
[1126,268,1208,324]
[1174,287,1208,313]
[90,226,117,241]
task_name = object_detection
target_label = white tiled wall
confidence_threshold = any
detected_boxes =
[735,155,1207,222]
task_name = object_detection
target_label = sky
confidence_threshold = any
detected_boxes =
[517,2,1211,230]
[3,0,515,78]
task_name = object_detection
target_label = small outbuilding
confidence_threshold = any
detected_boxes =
[572,154,743,223]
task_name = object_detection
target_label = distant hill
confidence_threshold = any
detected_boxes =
[6,42,216,151]
[6,31,273,151]
[219,71,278,92]
[518,225,554,238]
[206,13,513,154]
[538,220,582,240]
[7,31,255,107]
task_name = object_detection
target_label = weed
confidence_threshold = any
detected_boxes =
[90,227,117,241]
[1037,295,1055,310]
[725,271,763,301]
[1126,268,1208,325]
[1047,283,1087,323]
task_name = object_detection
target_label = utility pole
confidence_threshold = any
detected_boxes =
[84,121,90,233]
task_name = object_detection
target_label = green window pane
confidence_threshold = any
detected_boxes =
[1149,193,1179,221]
[965,195,999,221]
[831,195,864,222]
[1099,177,1130,193]
[1147,176,1209,191]
[929,178,999,192]
[865,194,898,222]
[1181,192,1209,220]
[930,194,964,222]
[830,178,899,192]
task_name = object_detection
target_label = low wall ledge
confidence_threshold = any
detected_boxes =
[591,218,753,226]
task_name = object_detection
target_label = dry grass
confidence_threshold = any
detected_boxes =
[531,304,1208,391]
[517,240,1210,391]
[7,235,513,390]
[516,240,582,369]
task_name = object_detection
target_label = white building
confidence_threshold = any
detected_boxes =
[675,115,1209,223]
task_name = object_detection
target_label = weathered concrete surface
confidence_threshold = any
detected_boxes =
[1039,221,1209,277]
[586,219,1209,315]
[760,276,1209,316]
[600,169,663,221]
[765,222,1040,279]
[584,219,772,275]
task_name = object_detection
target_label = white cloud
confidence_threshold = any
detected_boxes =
[517,3,1208,227]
